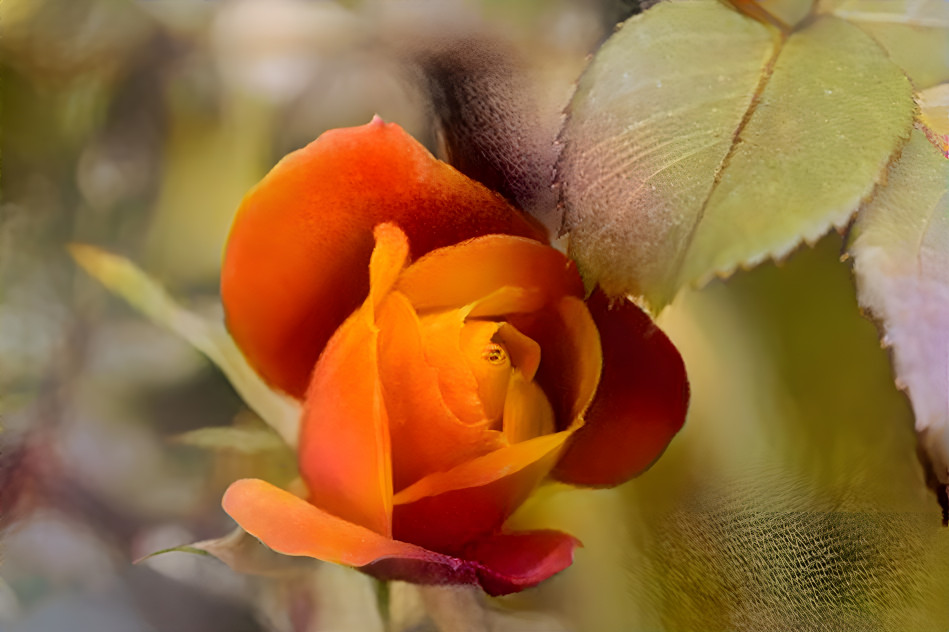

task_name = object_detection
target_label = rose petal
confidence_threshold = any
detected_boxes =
[506,296,602,429]
[368,223,409,307]
[418,309,491,424]
[495,322,541,382]
[391,432,571,554]
[502,371,555,444]
[223,479,578,596]
[378,292,504,492]
[468,286,546,318]
[297,229,406,535]
[460,530,581,597]
[363,530,581,597]
[552,289,689,487]
[459,320,511,422]
[221,119,545,397]
[396,235,584,314]
[223,478,449,566]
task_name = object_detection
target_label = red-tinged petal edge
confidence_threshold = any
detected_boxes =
[223,478,577,596]
[552,289,689,486]
[361,530,581,597]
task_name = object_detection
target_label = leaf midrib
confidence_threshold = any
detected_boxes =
[667,23,790,295]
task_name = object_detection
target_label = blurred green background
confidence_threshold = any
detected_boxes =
[1,0,946,631]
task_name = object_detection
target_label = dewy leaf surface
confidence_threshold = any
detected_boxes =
[559,0,916,311]
[848,127,949,485]
[821,0,949,89]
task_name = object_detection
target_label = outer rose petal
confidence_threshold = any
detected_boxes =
[221,119,546,397]
[364,530,581,597]
[459,530,581,597]
[552,290,689,486]
[223,479,579,596]
[224,478,426,567]
[297,226,407,535]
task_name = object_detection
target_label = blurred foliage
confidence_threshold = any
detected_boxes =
[1,1,947,631]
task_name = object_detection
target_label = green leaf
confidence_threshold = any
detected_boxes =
[171,426,288,454]
[821,0,949,89]
[558,0,915,311]
[70,245,301,446]
[138,527,316,577]
[848,126,949,485]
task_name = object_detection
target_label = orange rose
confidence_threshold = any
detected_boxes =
[220,118,688,595]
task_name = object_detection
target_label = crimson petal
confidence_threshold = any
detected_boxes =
[552,289,689,486]
[362,530,580,597]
